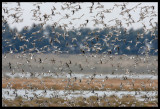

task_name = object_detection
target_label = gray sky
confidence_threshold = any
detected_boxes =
[2,2,158,32]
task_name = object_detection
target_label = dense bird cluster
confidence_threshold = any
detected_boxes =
[2,2,158,107]
[2,2,158,55]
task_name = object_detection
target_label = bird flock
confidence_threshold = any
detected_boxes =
[2,2,158,107]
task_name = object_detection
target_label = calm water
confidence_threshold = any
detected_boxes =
[2,72,158,79]
[2,88,158,102]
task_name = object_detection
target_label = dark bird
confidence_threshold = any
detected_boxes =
[86,20,89,23]
[39,58,42,63]
[80,49,85,54]
[72,10,75,15]
[66,62,70,68]
[9,62,11,70]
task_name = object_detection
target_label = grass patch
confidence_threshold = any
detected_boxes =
[2,94,158,107]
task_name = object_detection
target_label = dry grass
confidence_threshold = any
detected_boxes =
[2,95,158,107]
[2,77,158,91]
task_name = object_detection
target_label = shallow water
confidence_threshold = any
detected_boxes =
[2,72,158,80]
[2,88,158,102]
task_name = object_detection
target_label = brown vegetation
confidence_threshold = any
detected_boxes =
[2,77,158,91]
[2,95,158,107]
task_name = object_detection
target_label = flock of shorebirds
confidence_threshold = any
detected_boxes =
[2,2,158,107]
[2,2,158,55]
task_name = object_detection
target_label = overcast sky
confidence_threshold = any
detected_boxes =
[2,2,158,32]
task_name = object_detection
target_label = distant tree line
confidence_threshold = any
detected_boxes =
[2,23,158,55]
